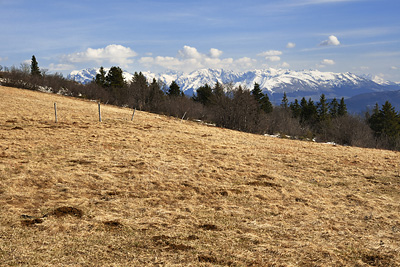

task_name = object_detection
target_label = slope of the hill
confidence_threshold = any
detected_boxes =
[0,86,399,266]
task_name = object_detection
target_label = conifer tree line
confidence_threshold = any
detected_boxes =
[1,58,399,150]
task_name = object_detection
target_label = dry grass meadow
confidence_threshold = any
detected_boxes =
[0,85,399,266]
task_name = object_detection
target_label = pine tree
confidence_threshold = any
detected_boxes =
[307,98,318,121]
[95,66,107,87]
[251,83,273,113]
[213,81,224,98]
[281,92,289,109]
[149,78,164,99]
[251,83,263,103]
[300,98,317,124]
[132,72,148,88]
[368,100,400,150]
[329,98,339,118]
[168,81,181,97]
[194,84,213,105]
[30,55,41,76]
[338,97,347,116]
[368,103,382,135]
[290,99,301,119]
[317,94,329,122]
[106,66,125,88]
[260,93,273,114]
[379,101,400,137]
[300,97,308,123]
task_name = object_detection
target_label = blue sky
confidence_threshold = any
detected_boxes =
[1,0,399,81]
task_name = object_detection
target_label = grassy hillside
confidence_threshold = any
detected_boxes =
[0,85,399,266]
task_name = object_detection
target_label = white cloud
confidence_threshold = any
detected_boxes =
[281,62,290,68]
[321,59,335,65]
[138,45,258,72]
[209,48,223,58]
[258,50,283,57]
[153,56,183,69]
[0,57,8,62]
[62,44,137,67]
[391,66,398,70]
[48,63,76,71]
[178,45,202,59]
[319,35,341,46]
[235,57,257,68]
[286,42,296,49]
[257,50,282,62]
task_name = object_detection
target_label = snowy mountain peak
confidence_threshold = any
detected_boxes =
[68,68,398,101]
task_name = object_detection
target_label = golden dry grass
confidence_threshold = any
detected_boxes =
[0,85,399,266]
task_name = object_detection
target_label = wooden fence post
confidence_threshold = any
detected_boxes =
[181,111,187,121]
[54,103,58,123]
[98,102,102,122]
[131,108,136,121]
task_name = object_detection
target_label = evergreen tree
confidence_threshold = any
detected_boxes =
[95,66,107,87]
[300,97,308,123]
[132,72,148,88]
[260,93,273,114]
[251,83,263,103]
[281,92,289,109]
[300,98,317,124]
[251,82,272,113]
[368,103,381,135]
[380,101,400,137]
[338,97,347,116]
[193,84,213,105]
[329,98,339,118]
[30,55,41,76]
[317,94,329,122]
[212,81,224,98]
[106,66,125,88]
[290,99,301,119]
[149,78,164,99]
[168,81,182,97]
[307,98,318,122]
[367,101,400,149]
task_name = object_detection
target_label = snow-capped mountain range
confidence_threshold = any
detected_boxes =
[68,68,400,103]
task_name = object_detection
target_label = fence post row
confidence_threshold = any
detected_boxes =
[52,102,136,122]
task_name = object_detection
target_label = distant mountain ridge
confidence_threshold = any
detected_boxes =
[68,68,400,110]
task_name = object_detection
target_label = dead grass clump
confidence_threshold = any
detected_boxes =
[199,223,219,231]
[166,243,193,251]
[21,218,43,226]
[103,220,123,228]
[152,235,193,251]
[360,250,395,266]
[198,255,219,264]
[198,254,234,266]
[48,206,83,218]
[247,180,281,187]
[11,126,23,130]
